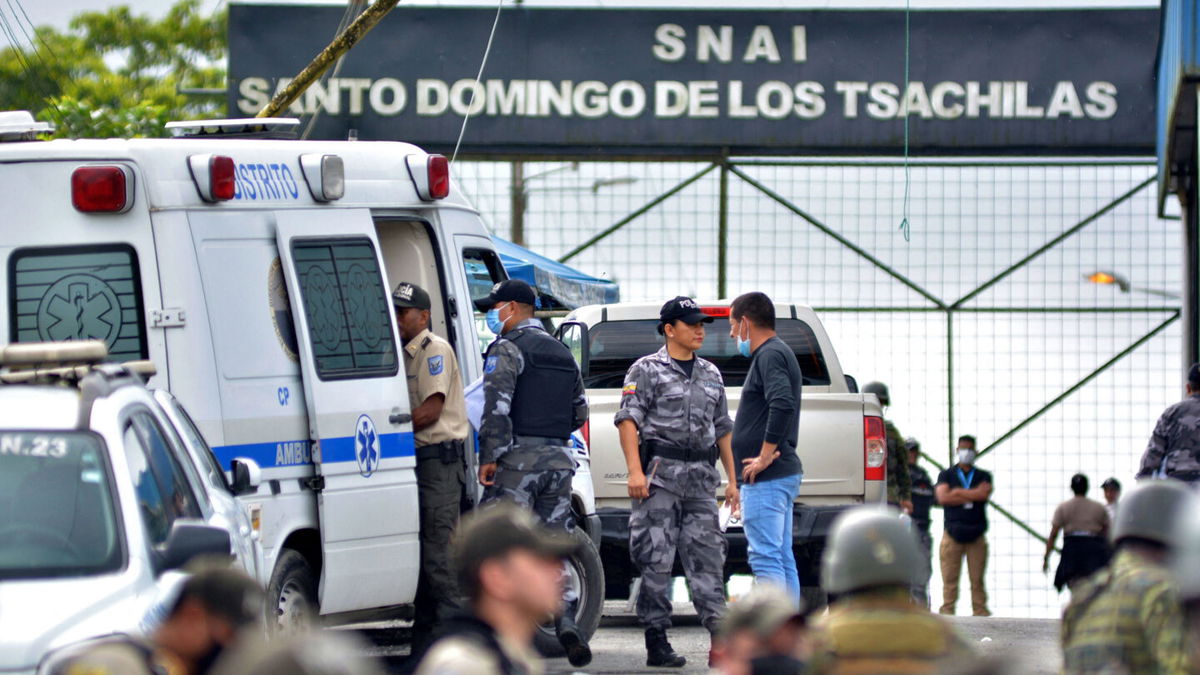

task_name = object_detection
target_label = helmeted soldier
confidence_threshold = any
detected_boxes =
[1061,480,1195,674]
[1137,362,1200,483]
[474,279,591,667]
[393,281,470,654]
[905,437,935,607]
[806,508,975,674]
[862,382,912,513]
[615,296,739,668]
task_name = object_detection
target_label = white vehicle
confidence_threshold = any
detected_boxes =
[0,113,602,654]
[0,341,256,675]
[557,301,885,606]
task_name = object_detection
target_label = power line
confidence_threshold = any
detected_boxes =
[0,3,64,123]
[451,0,505,165]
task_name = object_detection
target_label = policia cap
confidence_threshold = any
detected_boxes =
[453,502,581,597]
[822,507,921,594]
[473,279,537,312]
[657,296,712,334]
[392,282,432,311]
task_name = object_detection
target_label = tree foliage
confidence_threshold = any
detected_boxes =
[0,1,226,138]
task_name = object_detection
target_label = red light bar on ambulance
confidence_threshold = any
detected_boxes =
[72,165,134,213]
[405,154,450,201]
[187,154,236,202]
[299,153,344,202]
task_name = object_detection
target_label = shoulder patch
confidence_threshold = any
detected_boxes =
[428,355,444,376]
[421,336,432,349]
[484,356,498,374]
[622,383,637,396]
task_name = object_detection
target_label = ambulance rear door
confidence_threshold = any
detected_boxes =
[274,209,418,614]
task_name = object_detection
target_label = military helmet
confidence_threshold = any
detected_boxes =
[862,381,890,406]
[1170,491,1200,600]
[822,507,920,594]
[1111,479,1194,547]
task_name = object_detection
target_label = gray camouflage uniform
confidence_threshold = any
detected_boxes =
[1138,393,1200,483]
[615,346,733,634]
[479,318,588,532]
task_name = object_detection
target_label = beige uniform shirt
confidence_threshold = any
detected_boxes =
[1052,496,1110,535]
[404,328,469,446]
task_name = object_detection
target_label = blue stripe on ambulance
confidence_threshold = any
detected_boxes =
[212,431,415,470]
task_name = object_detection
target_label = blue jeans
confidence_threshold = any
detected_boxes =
[741,472,802,607]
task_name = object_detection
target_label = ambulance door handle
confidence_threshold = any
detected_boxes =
[389,412,412,426]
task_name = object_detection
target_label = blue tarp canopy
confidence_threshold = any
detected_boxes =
[491,236,619,309]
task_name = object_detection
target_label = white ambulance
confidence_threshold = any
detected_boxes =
[0,113,602,650]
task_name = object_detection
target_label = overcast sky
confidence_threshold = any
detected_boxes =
[28,0,1159,31]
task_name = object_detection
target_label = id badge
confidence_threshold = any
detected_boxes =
[964,502,974,510]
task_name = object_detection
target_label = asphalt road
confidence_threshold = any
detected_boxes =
[347,601,1062,674]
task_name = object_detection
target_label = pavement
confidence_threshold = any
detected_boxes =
[348,600,1062,674]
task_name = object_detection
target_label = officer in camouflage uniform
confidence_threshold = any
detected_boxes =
[905,437,935,608]
[1137,362,1200,483]
[474,279,592,667]
[1061,480,1195,674]
[616,297,739,668]
[394,282,469,654]
[862,382,912,512]
[807,508,974,674]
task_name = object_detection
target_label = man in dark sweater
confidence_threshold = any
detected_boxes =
[728,292,804,607]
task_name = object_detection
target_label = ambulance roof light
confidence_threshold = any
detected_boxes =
[405,154,450,202]
[166,118,300,139]
[72,165,134,213]
[187,154,236,202]
[0,110,53,142]
[299,153,345,202]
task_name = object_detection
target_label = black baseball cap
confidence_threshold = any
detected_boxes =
[453,502,581,595]
[392,282,432,311]
[473,279,537,311]
[1188,363,1200,385]
[658,296,713,333]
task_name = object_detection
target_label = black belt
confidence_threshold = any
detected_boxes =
[416,439,465,463]
[643,440,715,464]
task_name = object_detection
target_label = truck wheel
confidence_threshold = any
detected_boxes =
[266,549,318,634]
[534,528,605,657]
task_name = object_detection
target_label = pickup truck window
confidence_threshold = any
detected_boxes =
[583,319,830,388]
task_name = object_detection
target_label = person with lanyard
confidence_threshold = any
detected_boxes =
[905,437,935,608]
[1043,473,1110,594]
[393,281,470,656]
[615,296,739,668]
[934,435,992,617]
[474,279,592,668]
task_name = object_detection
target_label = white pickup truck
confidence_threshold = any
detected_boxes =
[556,301,886,605]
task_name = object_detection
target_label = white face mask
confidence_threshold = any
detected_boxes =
[957,448,977,466]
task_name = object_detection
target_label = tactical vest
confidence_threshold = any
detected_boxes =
[499,327,577,439]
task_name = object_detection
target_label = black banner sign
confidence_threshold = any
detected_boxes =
[228,6,1158,156]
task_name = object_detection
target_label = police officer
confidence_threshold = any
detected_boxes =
[393,282,470,653]
[615,296,739,668]
[1137,362,1200,483]
[474,279,591,668]
[806,508,974,674]
[905,438,935,607]
[1061,480,1195,674]
[861,382,912,514]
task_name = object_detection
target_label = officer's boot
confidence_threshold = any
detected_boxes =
[556,600,592,667]
[645,627,686,668]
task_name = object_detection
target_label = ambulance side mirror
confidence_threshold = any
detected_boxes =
[230,457,262,496]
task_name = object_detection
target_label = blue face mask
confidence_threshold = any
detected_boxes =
[485,303,507,334]
[736,319,752,358]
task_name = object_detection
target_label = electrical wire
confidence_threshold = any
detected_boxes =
[0,6,61,123]
[451,0,505,165]
[302,0,369,140]
[898,0,912,242]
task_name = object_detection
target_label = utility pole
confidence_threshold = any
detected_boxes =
[257,0,401,118]
[511,160,526,246]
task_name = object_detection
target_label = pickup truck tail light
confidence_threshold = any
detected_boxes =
[864,415,886,481]
[579,420,590,452]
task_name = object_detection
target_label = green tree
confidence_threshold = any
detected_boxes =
[0,1,226,138]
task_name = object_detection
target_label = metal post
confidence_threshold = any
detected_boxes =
[718,162,729,299]
[511,160,526,246]
[946,309,955,465]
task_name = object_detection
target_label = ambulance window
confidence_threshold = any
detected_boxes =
[8,245,148,361]
[462,249,505,351]
[291,238,398,380]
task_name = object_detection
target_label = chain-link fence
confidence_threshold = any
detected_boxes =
[453,157,1181,618]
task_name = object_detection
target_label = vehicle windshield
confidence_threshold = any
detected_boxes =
[0,431,123,580]
[584,318,831,389]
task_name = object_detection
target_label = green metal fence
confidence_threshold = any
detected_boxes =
[453,157,1181,617]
